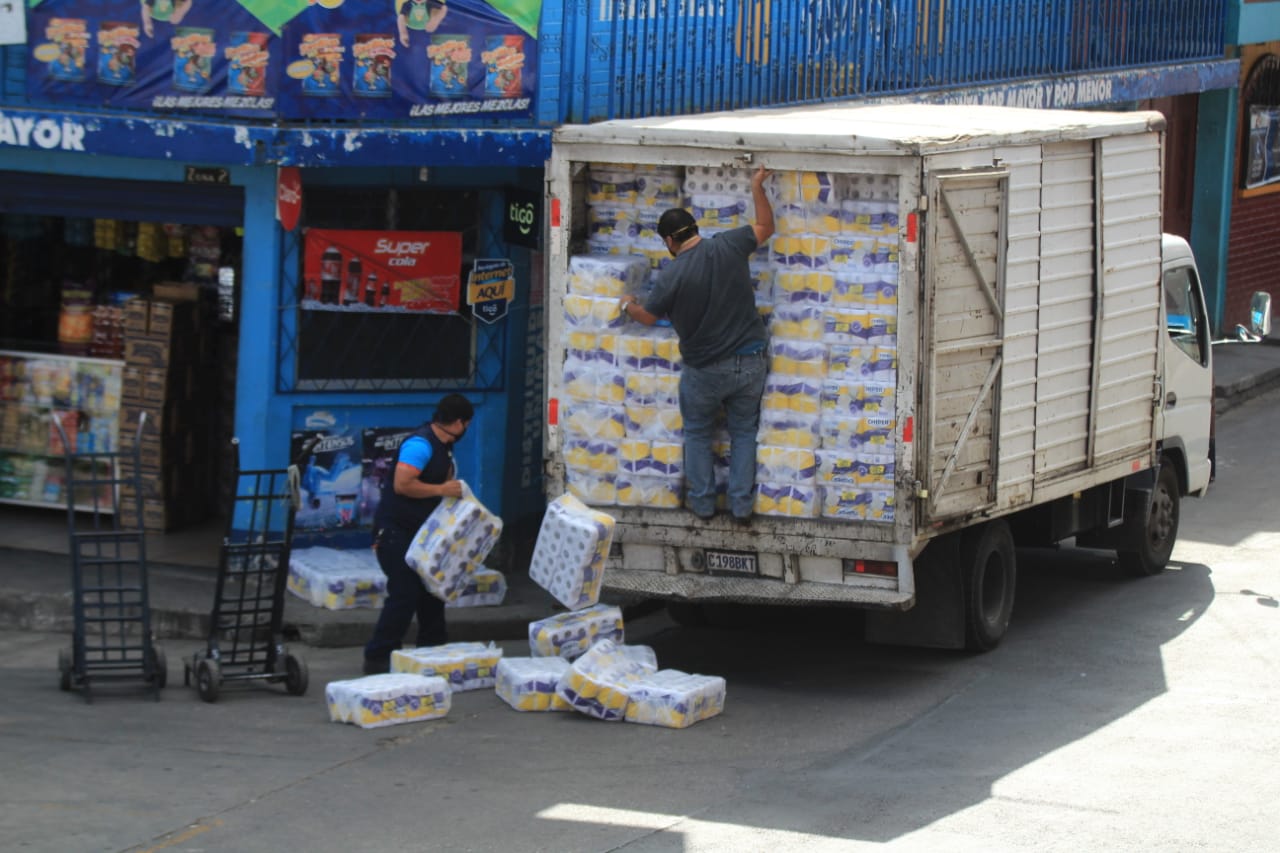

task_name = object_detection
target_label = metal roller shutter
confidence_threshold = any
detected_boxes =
[0,170,244,226]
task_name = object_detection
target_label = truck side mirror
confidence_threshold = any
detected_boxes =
[1250,292,1272,339]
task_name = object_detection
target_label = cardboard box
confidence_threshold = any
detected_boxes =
[123,298,150,336]
[152,282,201,303]
[124,334,171,368]
[122,365,169,405]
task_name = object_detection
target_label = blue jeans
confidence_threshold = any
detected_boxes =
[679,350,767,518]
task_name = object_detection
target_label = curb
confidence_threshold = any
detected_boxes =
[1215,366,1280,415]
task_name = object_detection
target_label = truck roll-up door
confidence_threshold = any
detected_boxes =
[921,169,1009,524]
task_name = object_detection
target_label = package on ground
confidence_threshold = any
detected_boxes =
[446,567,507,608]
[325,673,451,729]
[528,603,624,660]
[624,670,727,729]
[404,482,503,603]
[391,641,504,692]
[494,656,573,712]
[528,493,615,610]
[287,546,386,610]
[555,638,657,721]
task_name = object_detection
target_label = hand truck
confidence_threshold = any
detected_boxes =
[184,438,309,702]
[53,411,167,702]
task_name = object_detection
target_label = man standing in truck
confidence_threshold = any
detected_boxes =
[618,165,775,523]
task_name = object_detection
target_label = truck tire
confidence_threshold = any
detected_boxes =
[1118,461,1179,577]
[962,520,1016,652]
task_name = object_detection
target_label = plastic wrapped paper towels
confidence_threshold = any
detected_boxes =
[287,546,385,610]
[528,494,615,610]
[403,482,503,603]
[326,673,451,729]
[528,603,624,660]
[391,642,504,692]
[555,639,658,721]
[495,656,573,712]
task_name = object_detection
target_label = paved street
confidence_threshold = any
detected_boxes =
[2,390,1278,853]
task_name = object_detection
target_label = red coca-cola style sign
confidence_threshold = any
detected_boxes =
[301,229,462,314]
[277,167,302,232]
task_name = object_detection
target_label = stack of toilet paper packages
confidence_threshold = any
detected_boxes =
[403,482,503,602]
[586,163,683,285]
[554,639,658,721]
[624,669,728,729]
[494,656,573,712]
[287,546,385,610]
[391,641,504,692]
[528,493,615,610]
[326,673,451,729]
[528,603,625,659]
[445,567,507,608]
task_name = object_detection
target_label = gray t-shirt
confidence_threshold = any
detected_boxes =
[643,225,766,368]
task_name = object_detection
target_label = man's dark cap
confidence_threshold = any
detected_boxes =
[657,208,698,240]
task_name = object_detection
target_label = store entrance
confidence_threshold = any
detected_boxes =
[0,179,244,538]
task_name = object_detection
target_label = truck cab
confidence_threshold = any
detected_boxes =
[1158,234,1214,498]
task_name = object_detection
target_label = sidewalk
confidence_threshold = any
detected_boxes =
[3,340,1278,648]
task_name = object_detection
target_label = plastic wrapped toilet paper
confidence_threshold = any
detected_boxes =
[568,254,649,298]
[528,603,625,659]
[288,546,385,610]
[756,446,817,484]
[769,303,824,340]
[769,339,827,378]
[326,673,451,729]
[755,481,818,517]
[562,402,627,440]
[587,166,639,205]
[624,669,727,729]
[757,408,821,449]
[494,656,573,712]
[446,567,507,608]
[773,270,833,305]
[565,469,617,506]
[819,485,869,520]
[391,641,504,692]
[403,482,503,603]
[615,475,682,508]
[555,638,658,721]
[528,493,616,610]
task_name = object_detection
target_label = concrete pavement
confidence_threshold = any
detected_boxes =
[2,339,1278,648]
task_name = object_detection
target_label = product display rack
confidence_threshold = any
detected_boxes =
[0,350,124,513]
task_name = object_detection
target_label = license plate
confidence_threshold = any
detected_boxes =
[704,549,758,576]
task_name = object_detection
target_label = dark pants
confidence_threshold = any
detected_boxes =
[363,526,447,667]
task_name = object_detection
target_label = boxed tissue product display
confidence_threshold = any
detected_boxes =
[403,483,503,602]
[494,656,573,712]
[391,642,504,692]
[528,494,615,610]
[325,673,451,729]
[624,670,727,729]
[528,604,624,660]
[555,638,658,721]
[287,546,385,610]
[561,165,899,523]
[446,567,507,608]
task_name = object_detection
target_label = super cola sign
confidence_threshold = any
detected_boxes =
[302,228,462,314]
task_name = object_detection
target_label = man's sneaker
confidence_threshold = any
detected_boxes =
[362,658,389,676]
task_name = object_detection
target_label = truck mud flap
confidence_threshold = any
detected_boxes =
[865,532,965,649]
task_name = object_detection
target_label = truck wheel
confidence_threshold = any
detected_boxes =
[1118,462,1180,577]
[962,520,1016,652]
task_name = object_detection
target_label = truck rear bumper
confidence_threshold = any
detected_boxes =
[602,571,914,610]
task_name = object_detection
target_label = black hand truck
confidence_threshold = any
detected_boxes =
[53,411,167,702]
[183,438,309,702]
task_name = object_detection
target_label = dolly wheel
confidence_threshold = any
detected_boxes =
[195,658,222,703]
[284,653,309,697]
[58,648,72,692]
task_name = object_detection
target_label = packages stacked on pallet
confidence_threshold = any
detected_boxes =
[404,482,503,602]
[446,567,507,608]
[326,673,451,729]
[561,254,685,507]
[528,603,625,659]
[494,656,573,712]
[554,639,658,721]
[527,494,615,610]
[624,670,728,729]
[287,546,385,610]
[391,642,504,692]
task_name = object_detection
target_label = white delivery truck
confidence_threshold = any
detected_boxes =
[542,104,1213,650]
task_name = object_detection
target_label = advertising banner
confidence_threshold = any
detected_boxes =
[1245,106,1280,190]
[293,428,365,531]
[360,426,414,528]
[467,257,513,324]
[302,228,463,314]
[25,0,539,119]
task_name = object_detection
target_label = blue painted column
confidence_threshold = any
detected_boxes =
[234,165,285,470]
[1190,87,1238,336]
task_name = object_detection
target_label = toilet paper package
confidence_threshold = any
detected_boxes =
[757,408,821,449]
[528,493,616,610]
[446,567,507,608]
[494,656,573,712]
[756,446,817,484]
[755,481,818,518]
[326,673,451,729]
[403,483,503,603]
[288,546,385,610]
[565,469,618,506]
[555,638,658,721]
[568,254,649,298]
[528,603,625,659]
[615,475,682,509]
[391,642,504,692]
[624,669,727,729]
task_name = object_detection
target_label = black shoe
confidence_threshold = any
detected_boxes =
[362,658,389,676]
